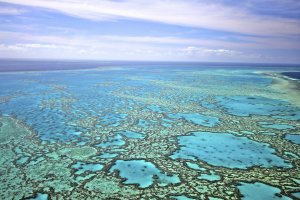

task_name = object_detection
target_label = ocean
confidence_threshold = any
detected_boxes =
[0,60,299,199]
[282,72,300,81]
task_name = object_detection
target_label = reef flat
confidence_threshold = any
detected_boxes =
[0,63,299,199]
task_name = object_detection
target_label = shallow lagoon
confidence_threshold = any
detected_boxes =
[0,62,299,199]
[237,182,292,200]
[170,131,291,169]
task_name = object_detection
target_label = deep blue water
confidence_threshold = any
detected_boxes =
[282,72,300,80]
[0,59,112,72]
[0,59,299,72]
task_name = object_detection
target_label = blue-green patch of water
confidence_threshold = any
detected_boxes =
[72,162,103,175]
[201,101,217,109]
[208,197,223,200]
[259,122,295,130]
[273,111,300,121]
[96,134,125,148]
[137,119,149,128]
[28,157,45,166]
[146,105,170,113]
[171,195,195,200]
[31,193,49,200]
[186,162,206,171]
[109,160,180,188]
[284,152,299,159]
[76,140,88,146]
[292,178,300,184]
[237,182,292,200]
[291,192,300,199]
[162,122,172,128]
[99,113,128,127]
[95,153,119,159]
[16,156,29,165]
[284,134,300,145]
[161,118,174,128]
[198,171,221,181]
[167,113,219,127]
[260,132,276,136]
[137,119,157,129]
[171,132,291,169]
[215,96,290,117]
[241,131,254,135]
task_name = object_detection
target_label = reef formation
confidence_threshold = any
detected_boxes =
[0,65,299,199]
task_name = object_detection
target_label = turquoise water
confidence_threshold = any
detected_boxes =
[237,182,292,200]
[96,152,118,159]
[186,162,206,171]
[259,122,295,130]
[285,134,300,145]
[215,96,298,117]
[170,131,291,169]
[31,193,49,200]
[109,159,180,188]
[96,134,126,148]
[167,113,219,127]
[72,162,103,175]
[0,61,299,199]
[171,195,195,200]
[291,192,300,199]
[198,170,221,181]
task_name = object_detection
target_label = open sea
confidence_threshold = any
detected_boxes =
[0,60,299,199]
[282,72,300,81]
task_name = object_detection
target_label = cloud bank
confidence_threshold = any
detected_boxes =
[2,0,300,36]
[0,0,299,63]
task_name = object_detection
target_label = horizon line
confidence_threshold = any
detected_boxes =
[0,58,299,66]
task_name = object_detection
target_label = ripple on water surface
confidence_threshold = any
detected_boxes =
[171,132,291,169]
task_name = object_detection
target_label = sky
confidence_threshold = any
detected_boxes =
[0,0,299,63]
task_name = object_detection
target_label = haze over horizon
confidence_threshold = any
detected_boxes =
[0,0,299,64]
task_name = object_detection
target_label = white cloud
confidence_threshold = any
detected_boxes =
[2,29,299,51]
[1,0,300,36]
[0,43,75,51]
[0,7,26,15]
[182,46,241,57]
[0,40,290,63]
[0,44,27,51]
[17,43,75,49]
[203,48,240,56]
[0,29,299,62]
[180,46,266,61]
